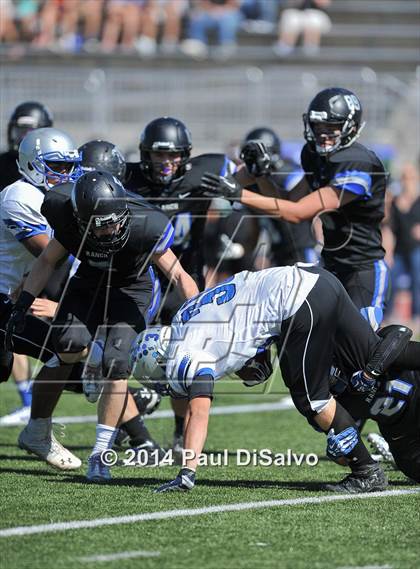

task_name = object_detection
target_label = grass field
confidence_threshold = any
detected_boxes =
[1,373,419,569]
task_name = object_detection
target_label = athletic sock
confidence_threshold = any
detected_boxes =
[121,415,153,446]
[17,380,32,407]
[91,424,118,456]
[174,414,184,437]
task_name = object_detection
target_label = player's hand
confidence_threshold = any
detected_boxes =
[4,308,26,351]
[154,468,196,493]
[240,141,272,177]
[326,427,359,459]
[30,298,58,319]
[200,172,242,201]
[349,370,376,393]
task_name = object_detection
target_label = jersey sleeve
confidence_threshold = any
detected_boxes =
[151,218,175,255]
[1,199,49,241]
[167,350,217,399]
[219,155,237,176]
[329,159,373,199]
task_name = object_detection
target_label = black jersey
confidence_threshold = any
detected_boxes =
[0,151,20,191]
[41,183,174,287]
[301,142,387,272]
[337,370,420,429]
[255,158,316,265]
[125,153,235,286]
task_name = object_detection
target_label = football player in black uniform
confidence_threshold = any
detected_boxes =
[124,116,238,451]
[5,171,199,481]
[240,126,318,266]
[334,367,420,484]
[79,139,165,456]
[202,88,390,331]
[0,101,54,191]
[79,139,127,182]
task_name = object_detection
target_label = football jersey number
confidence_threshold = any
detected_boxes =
[181,283,236,323]
[370,379,412,418]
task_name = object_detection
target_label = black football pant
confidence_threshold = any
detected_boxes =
[0,293,55,382]
[52,277,154,380]
[277,267,380,419]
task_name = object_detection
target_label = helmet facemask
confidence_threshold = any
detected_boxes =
[25,147,83,189]
[79,209,130,253]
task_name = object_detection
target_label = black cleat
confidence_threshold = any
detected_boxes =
[325,463,388,494]
[123,439,167,467]
[130,386,162,416]
[114,425,130,450]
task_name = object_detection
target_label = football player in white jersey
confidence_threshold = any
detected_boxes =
[0,127,83,467]
[132,264,420,493]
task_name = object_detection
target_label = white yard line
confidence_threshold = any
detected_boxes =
[78,550,160,562]
[338,566,393,569]
[37,396,294,426]
[1,488,418,538]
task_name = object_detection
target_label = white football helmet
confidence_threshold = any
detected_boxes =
[130,326,171,392]
[18,127,82,189]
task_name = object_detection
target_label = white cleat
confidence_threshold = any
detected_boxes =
[86,453,111,482]
[0,405,31,427]
[18,420,82,470]
[367,432,395,464]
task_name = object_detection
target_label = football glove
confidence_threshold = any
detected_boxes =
[349,370,376,393]
[240,140,272,177]
[3,291,35,351]
[154,467,196,493]
[326,427,359,459]
[200,172,242,201]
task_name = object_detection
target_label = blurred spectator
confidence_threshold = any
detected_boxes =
[80,0,105,52]
[136,0,188,56]
[34,0,82,51]
[273,0,332,57]
[387,162,420,333]
[101,0,144,53]
[15,0,40,41]
[181,0,242,59]
[0,1,19,43]
[241,0,281,34]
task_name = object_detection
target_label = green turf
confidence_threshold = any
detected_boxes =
[1,377,419,569]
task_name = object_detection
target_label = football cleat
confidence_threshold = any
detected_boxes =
[367,433,395,464]
[18,423,82,470]
[82,370,103,403]
[133,439,166,466]
[325,463,388,493]
[113,425,131,449]
[86,453,112,482]
[130,386,162,416]
[0,405,31,427]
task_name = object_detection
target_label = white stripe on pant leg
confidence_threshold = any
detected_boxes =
[302,298,317,412]
[374,260,388,308]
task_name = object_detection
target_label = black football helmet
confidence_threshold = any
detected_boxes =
[243,127,282,163]
[139,117,192,185]
[303,87,365,155]
[71,170,130,253]
[7,101,53,153]
[79,140,126,182]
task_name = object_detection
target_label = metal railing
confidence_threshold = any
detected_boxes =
[1,64,418,156]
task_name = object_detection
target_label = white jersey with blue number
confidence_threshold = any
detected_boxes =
[166,265,319,396]
[0,179,52,296]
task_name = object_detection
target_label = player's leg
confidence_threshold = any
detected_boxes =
[279,270,387,492]
[0,354,32,426]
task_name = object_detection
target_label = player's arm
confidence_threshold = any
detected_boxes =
[239,185,350,223]
[20,233,50,257]
[20,238,69,298]
[4,238,69,350]
[152,248,199,300]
